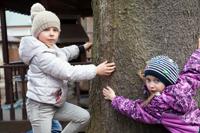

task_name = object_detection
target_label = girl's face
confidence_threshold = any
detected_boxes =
[145,75,166,94]
[38,27,59,46]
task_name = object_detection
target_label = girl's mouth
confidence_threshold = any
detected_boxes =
[48,39,55,42]
[150,90,156,94]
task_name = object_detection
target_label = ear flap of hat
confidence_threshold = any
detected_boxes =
[30,3,45,23]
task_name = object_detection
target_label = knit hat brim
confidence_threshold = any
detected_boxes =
[32,21,60,38]
[145,70,172,86]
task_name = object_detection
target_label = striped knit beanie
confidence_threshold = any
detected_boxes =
[30,3,61,38]
[145,55,179,86]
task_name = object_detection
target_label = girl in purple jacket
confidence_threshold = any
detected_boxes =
[103,45,200,133]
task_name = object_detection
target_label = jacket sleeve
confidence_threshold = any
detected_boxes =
[180,48,200,95]
[36,50,96,81]
[161,48,200,113]
[59,45,80,61]
[111,96,160,124]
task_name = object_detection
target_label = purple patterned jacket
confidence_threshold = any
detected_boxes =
[112,48,200,132]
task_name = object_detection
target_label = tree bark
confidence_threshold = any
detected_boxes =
[87,0,200,133]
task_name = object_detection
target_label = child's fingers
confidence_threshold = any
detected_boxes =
[104,69,115,75]
[104,97,109,100]
[104,87,111,93]
[106,62,115,67]
[86,42,92,46]
[104,66,115,74]
[106,66,116,70]
[106,70,114,75]
[103,88,108,94]
[103,60,108,64]
[106,62,115,65]
[102,88,106,93]
[198,38,200,49]
[106,86,112,90]
[104,72,112,76]
[103,87,108,91]
[106,65,116,69]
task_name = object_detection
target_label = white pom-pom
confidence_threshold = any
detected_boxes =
[31,3,45,14]
[30,3,45,23]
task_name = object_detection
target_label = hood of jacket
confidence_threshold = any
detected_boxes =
[19,36,50,65]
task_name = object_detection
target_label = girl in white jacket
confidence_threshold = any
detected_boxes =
[19,3,115,133]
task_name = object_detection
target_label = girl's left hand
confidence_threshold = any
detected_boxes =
[103,86,116,101]
[84,42,92,52]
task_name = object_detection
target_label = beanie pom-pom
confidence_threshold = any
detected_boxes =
[30,3,45,22]
[31,3,45,13]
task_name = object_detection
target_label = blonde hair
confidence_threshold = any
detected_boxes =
[138,70,145,82]
[45,43,56,51]
[138,70,157,107]
[139,93,157,107]
[44,43,63,57]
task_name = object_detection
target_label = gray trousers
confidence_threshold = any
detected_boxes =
[26,98,90,133]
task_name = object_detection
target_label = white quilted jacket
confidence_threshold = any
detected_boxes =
[19,37,96,107]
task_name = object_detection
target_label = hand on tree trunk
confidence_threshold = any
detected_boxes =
[198,38,200,49]
[96,61,115,76]
[103,86,116,101]
[83,42,92,52]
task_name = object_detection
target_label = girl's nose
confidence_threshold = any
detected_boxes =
[149,82,155,88]
[49,29,54,36]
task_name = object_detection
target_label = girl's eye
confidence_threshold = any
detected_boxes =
[53,29,58,32]
[155,79,160,82]
[146,78,150,82]
[44,29,49,31]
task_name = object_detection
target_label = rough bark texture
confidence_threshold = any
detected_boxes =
[87,0,200,133]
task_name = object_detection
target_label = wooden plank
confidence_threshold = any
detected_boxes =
[0,0,12,105]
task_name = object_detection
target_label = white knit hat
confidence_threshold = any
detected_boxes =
[30,3,61,38]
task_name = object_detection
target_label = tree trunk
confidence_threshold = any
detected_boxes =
[87,0,200,133]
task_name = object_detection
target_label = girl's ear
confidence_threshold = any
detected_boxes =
[138,70,145,82]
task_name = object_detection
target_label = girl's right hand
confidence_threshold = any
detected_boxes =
[84,42,92,52]
[97,61,115,76]
[103,86,116,101]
